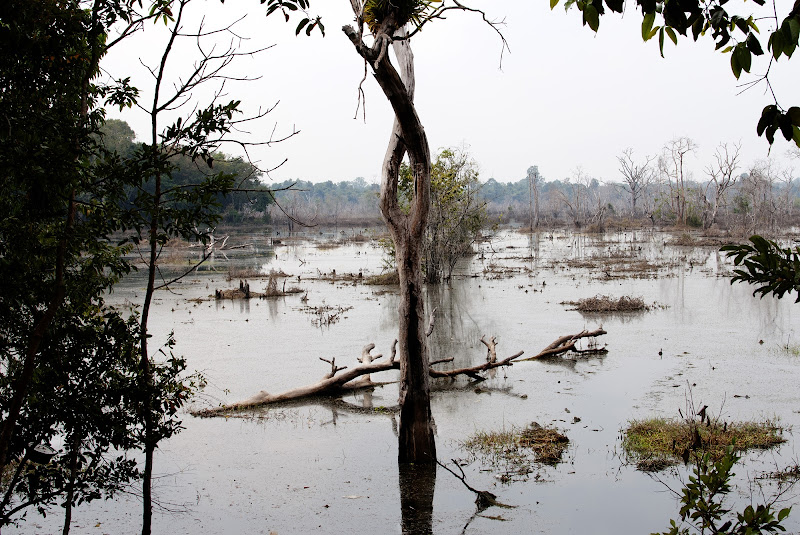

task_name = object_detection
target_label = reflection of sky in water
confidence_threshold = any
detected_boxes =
[22,229,800,535]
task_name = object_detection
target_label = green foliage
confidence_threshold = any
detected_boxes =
[263,0,325,36]
[0,0,239,527]
[721,236,800,302]
[655,447,791,535]
[552,0,800,147]
[0,0,152,518]
[363,0,438,34]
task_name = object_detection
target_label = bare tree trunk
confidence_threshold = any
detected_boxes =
[344,18,435,463]
[528,172,534,231]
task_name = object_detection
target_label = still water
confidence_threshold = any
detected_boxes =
[15,229,800,534]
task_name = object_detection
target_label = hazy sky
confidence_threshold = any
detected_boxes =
[103,0,800,185]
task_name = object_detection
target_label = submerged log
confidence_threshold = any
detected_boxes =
[192,328,608,416]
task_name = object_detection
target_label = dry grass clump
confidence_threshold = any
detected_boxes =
[518,423,570,464]
[623,417,785,471]
[227,267,266,280]
[672,232,696,246]
[463,422,569,470]
[565,294,647,312]
[365,270,399,286]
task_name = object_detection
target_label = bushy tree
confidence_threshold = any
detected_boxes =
[0,0,164,528]
[657,448,791,535]
[0,1,263,532]
[399,147,486,282]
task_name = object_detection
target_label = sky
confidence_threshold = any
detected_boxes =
[102,0,800,185]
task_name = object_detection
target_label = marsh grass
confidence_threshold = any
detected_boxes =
[462,423,569,479]
[623,417,785,471]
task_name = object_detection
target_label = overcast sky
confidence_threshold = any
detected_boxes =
[103,0,800,185]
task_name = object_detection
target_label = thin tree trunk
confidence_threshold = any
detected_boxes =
[62,435,81,535]
[139,162,159,535]
[528,173,534,231]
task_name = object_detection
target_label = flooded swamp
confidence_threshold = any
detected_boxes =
[14,228,800,534]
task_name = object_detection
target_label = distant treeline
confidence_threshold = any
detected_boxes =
[269,167,800,235]
[105,120,800,234]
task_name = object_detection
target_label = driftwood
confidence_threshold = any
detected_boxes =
[192,329,607,416]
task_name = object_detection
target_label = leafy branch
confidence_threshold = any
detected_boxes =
[721,235,800,302]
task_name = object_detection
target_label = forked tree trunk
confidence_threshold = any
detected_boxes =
[344,15,435,464]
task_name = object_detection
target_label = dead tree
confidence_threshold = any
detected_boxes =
[617,148,655,217]
[704,142,741,228]
[191,328,607,416]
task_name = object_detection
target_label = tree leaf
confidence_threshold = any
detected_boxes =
[666,26,678,45]
[757,105,777,136]
[789,18,800,44]
[746,32,764,55]
[778,113,794,141]
[734,43,751,73]
[731,49,742,78]
[659,27,665,57]
[584,4,600,32]
[770,29,786,59]
[691,17,703,40]
[766,124,777,144]
[550,0,560,10]
[642,12,656,41]
[295,17,309,35]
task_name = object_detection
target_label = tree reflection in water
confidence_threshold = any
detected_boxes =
[399,463,436,534]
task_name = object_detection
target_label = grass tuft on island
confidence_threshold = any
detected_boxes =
[463,422,569,475]
[564,294,648,312]
[623,417,785,471]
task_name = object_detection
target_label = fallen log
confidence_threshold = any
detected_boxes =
[193,344,398,416]
[192,328,607,416]
[519,328,607,360]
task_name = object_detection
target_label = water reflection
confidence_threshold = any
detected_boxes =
[398,463,436,535]
[426,285,482,369]
[578,310,650,324]
[535,351,608,372]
